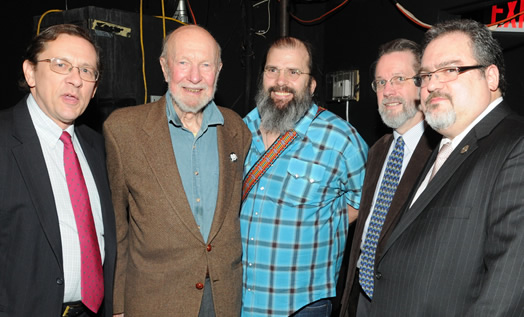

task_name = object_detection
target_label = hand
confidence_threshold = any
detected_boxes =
[113,314,124,317]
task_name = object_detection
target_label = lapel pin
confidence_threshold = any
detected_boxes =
[460,145,469,154]
[230,153,238,162]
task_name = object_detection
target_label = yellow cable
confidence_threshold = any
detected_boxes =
[140,0,148,104]
[37,9,63,34]
[154,15,187,25]
[161,0,166,38]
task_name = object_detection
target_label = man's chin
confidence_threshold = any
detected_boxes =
[272,98,291,110]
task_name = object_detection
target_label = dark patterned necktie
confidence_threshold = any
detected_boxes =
[359,136,405,299]
[60,131,104,313]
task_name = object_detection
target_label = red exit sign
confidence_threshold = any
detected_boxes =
[491,0,524,32]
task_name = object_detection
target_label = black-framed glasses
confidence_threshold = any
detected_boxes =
[264,66,310,81]
[37,58,99,82]
[371,75,421,92]
[415,65,487,88]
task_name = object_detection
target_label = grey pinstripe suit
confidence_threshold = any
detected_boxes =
[364,102,524,316]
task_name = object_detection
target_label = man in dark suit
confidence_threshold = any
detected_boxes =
[0,24,116,316]
[104,25,251,317]
[335,38,439,317]
[363,19,524,316]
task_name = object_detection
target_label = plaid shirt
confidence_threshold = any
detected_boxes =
[240,104,368,316]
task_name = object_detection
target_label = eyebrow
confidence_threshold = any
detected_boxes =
[376,72,411,79]
[56,57,96,69]
[420,59,462,72]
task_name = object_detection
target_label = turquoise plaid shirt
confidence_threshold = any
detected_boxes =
[240,104,368,316]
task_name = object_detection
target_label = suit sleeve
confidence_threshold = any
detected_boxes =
[103,120,129,314]
[468,137,524,316]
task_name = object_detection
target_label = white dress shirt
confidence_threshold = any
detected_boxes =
[358,120,426,266]
[27,94,105,303]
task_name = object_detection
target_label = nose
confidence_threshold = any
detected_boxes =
[425,74,442,92]
[276,69,288,86]
[188,64,202,83]
[66,67,83,87]
[382,80,397,96]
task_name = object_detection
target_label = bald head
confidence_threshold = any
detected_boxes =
[161,25,222,66]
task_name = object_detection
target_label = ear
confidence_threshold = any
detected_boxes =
[22,60,36,88]
[485,64,500,92]
[90,84,98,99]
[309,77,317,95]
[159,57,169,82]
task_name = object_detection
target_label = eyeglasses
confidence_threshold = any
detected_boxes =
[37,58,99,82]
[371,75,420,92]
[264,66,310,81]
[415,65,486,88]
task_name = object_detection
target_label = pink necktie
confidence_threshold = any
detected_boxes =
[429,141,453,181]
[60,131,104,313]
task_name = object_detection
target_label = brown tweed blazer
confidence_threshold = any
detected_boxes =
[103,96,251,316]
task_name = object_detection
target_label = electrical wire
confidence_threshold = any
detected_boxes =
[161,0,166,38]
[393,1,524,30]
[187,0,197,24]
[254,0,271,36]
[288,0,349,24]
[487,9,524,28]
[393,2,431,28]
[139,0,148,104]
[37,9,63,34]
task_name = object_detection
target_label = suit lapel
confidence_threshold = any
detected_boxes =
[381,103,511,258]
[140,99,204,242]
[207,114,240,242]
[11,100,63,267]
[75,126,116,261]
[378,128,439,250]
[354,135,393,246]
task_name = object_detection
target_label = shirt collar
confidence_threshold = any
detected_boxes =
[393,119,425,154]
[294,104,320,137]
[443,97,503,149]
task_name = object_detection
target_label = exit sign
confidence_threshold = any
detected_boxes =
[491,0,524,32]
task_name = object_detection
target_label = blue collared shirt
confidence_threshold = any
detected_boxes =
[240,104,368,316]
[166,92,223,242]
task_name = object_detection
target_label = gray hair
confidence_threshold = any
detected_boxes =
[422,19,506,95]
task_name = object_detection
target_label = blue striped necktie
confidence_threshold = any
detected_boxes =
[359,136,405,299]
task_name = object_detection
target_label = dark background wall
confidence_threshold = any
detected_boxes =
[5,0,524,146]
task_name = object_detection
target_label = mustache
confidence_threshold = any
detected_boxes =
[268,85,296,94]
[425,92,452,105]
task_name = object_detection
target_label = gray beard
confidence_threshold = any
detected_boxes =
[423,92,456,131]
[425,107,456,131]
[378,97,419,129]
[255,85,313,134]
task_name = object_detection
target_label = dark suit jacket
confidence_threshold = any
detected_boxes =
[367,102,524,316]
[336,125,440,317]
[103,96,251,316]
[0,96,116,317]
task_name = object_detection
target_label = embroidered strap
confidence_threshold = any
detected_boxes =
[242,107,325,202]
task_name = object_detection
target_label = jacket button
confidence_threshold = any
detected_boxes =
[196,282,204,290]
[206,244,212,252]
[375,272,383,280]
[56,278,64,285]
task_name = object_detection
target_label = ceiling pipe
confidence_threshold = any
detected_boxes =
[279,0,289,36]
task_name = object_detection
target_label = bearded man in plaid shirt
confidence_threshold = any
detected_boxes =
[240,36,368,317]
